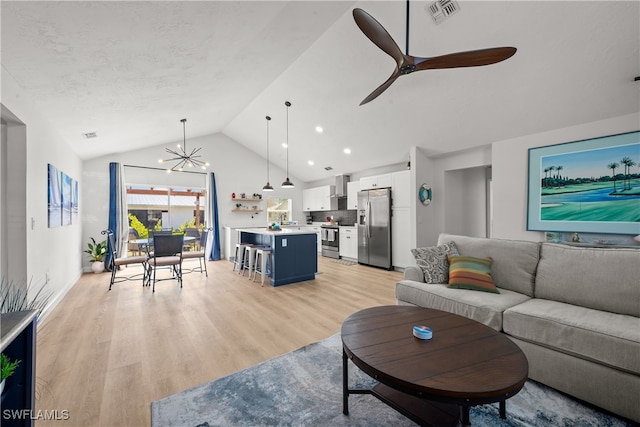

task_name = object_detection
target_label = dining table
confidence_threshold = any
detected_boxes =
[129,235,196,250]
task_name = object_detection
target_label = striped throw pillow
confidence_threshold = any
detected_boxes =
[447,255,499,294]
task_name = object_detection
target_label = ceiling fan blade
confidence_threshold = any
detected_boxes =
[415,47,517,71]
[353,8,405,66]
[360,69,401,106]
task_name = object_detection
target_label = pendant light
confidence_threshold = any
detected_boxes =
[159,118,209,173]
[262,115,274,191]
[281,101,295,188]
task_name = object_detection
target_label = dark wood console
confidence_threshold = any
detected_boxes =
[1,310,37,427]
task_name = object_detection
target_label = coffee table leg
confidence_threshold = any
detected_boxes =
[342,349,349,415]
[460,406,470,426]
[500,400,506,419]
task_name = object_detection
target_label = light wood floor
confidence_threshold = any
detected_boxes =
[34,256,402,426]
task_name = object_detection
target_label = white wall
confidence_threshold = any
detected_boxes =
[81,132,302,270]
[417,114,639,246]
[492,113,639,241]
[305,162,407,188]
[1,69,83,318]
[413,146,435,248]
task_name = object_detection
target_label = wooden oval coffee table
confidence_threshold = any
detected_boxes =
[341,305,528,426]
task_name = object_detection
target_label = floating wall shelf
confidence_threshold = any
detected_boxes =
[232,209,263,213]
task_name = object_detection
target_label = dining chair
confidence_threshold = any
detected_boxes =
[182,229,209,276]
[148,229,173,238]
[127,231,146,256]
[184,228,201,251]
[102,229,149,291]
[148,234,184,292]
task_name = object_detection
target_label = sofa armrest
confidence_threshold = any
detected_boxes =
[404,265,425,283]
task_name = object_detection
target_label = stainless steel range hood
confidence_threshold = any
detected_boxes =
[331,174,350,198]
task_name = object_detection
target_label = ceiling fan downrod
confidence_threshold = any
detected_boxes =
[406,0,410,56]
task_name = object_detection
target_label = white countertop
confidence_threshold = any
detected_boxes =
[237,228,317,236]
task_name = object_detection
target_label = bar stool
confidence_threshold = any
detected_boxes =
[251,247,272,286]
[232,243,248,273]
[242,245,260,278]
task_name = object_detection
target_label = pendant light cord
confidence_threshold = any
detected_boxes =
[266,116,271,182]
[286,103,290,178]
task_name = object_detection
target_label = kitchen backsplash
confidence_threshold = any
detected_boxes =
[309,210,357,226]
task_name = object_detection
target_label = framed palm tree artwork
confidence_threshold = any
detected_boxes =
[527,130,640,235]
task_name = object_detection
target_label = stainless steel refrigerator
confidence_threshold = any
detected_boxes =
[357,188,392,269]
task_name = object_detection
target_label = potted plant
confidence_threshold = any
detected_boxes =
[1,277,53,317]
[85,237,107,273]
[0,353,20,396]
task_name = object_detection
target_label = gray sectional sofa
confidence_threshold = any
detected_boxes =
[396,233,640,423]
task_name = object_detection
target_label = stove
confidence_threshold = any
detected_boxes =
[321,224,340,258]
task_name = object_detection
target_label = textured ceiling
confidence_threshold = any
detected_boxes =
[2,1,639,182]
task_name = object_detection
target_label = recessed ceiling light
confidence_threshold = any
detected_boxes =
[282,143,288,148]
[308,160,314,166]
[315,126,323,133]
[344,148,351,154]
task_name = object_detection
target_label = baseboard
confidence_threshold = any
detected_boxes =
[37,268,82,323]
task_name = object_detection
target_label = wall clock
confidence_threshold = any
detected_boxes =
[419,184,432,206]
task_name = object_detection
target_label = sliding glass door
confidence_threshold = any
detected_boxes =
[126,185,206,237]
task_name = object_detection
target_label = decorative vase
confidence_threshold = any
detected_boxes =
[91,261,105,274]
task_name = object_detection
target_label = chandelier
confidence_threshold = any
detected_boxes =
[160,118,209,173]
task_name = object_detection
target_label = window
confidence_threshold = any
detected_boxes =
[266,197,292,224]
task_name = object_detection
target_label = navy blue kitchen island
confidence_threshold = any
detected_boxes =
[238,228,317,286]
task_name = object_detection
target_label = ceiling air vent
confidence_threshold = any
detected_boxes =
[427,0,460,24]
[83,131,97,139]
[324,166,333,171]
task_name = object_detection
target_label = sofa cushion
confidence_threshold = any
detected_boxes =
[411,241,459,283]
[395,280,530,331]
[437,234,540,297]
[536,243,640,317]
[504,299,640,375]
[447,255,499,293]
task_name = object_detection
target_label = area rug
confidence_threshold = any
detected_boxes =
[151,334,635,427]
[333,259,357,266]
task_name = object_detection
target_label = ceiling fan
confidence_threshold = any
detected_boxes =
[353,5,517,105]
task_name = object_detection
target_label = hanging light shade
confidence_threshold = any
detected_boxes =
[262,115,274,192]
[159,118,209,173]
[281,101,295,188]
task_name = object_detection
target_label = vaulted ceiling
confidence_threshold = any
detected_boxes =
[2,1,639,182]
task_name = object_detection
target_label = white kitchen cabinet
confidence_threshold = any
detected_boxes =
[316,185,336,211]
[391,170,411,208]
[359,173,392,190]
[391,207,413,268]
[302,187,317,211]
[347,180,359,210]
[339,226,358,259]
[303,185,336,211]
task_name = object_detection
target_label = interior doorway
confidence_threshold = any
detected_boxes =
[443,166,490,238]
[1,105,28,285]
